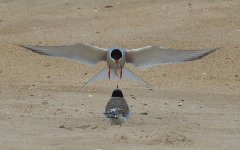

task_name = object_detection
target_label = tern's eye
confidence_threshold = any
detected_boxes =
[111,49,122,60]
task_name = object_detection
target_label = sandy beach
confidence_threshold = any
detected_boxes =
[0,0,240,149]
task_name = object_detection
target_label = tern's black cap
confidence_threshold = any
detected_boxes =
[111,89,124,97]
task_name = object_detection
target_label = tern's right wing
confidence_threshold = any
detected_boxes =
[19,43,107,66]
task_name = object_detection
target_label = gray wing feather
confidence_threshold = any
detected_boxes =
[126,46,220,69]
[19,43,107,65]
[82,67,151,87]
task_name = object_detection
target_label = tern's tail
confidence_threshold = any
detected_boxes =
[83,67,151,87]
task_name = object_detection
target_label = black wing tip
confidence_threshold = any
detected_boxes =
[206,47,222,53]
[17,44,50,56]
[185,47,222,62]
[16,44,31,48]
[17,44,34,50]
[203,47,222,55]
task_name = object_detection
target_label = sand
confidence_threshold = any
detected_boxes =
[0,0,240,149]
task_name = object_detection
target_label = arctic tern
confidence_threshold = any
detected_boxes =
[19,43,219,86]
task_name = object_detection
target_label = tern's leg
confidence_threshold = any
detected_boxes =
[120,66,122,79]
[108,66,110,79]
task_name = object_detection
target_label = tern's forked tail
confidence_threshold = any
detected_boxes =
[82,67,151,87]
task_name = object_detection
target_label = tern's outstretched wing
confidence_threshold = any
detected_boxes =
[19,43,107,65]
[126,46,220,69]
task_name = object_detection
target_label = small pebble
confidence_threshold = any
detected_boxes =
[140,112,148,115]
[42,101,48,105]
[178,102,182,106]
[90,125,97,129]
[105,5,114,8]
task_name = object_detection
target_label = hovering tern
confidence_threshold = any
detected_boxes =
[104,86,130,125]
[19,43,219,86]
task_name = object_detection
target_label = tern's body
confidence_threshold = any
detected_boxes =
[106,48,126,79]
[20,43,220,86]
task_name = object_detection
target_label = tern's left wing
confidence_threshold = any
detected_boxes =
[19,43,107,66]
[126,46,220,69]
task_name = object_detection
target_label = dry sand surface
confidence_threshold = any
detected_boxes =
[0,0,240,149]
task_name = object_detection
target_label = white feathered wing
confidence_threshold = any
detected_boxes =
[126,46,220,70]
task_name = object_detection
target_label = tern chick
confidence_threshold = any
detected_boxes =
[104,86,130,125]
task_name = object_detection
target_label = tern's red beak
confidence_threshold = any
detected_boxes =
[115,60,119,65]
